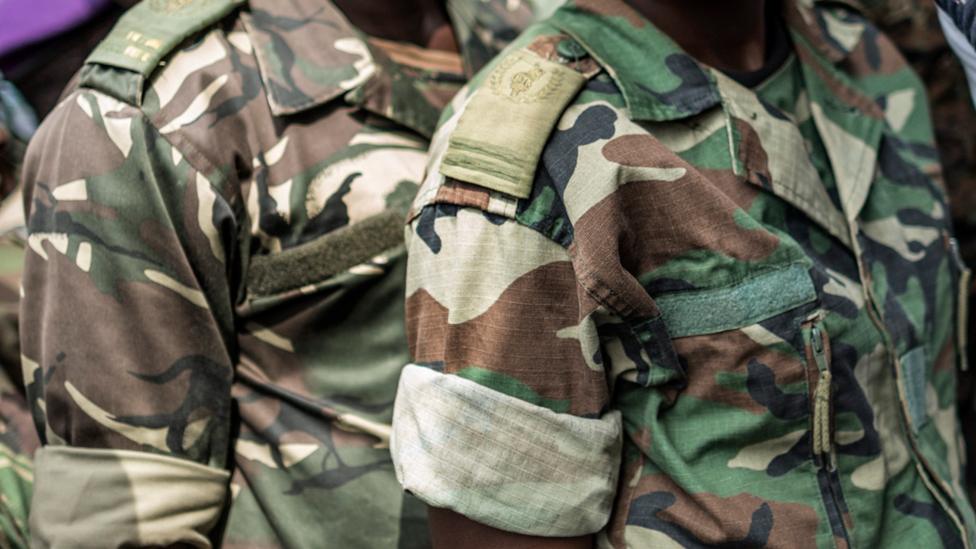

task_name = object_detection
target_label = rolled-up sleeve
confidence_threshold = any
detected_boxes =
[393,204,622,537]
[30,447,229,548]
[19,89,237,547]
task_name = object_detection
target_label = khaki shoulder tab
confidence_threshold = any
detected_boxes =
[440,37,597,199]
[84,0,244,85]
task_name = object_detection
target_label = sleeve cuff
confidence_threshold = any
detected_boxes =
[391,364,621,537]
[30,446,230,548]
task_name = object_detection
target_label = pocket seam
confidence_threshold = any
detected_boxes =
[655,262,818,338]
[246,209,406,297]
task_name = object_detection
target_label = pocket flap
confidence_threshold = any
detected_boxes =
[656,263,817,338]
[247,209,406,296]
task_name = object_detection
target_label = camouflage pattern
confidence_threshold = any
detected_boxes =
[860,0,976,349]
[857,0,976,499]
[394,0,976,547]
[16,0,544,547]
[447,0,564,78]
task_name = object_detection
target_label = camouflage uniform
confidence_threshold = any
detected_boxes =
[16,0,544,547]
[856,0,976,497]
[393,0,976,547]
[858,0,976,330]
[853,0,976,341]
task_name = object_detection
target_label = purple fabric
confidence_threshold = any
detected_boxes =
[0,0,111,57]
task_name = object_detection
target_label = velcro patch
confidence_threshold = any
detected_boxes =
[440,49,587,199]
[86,0,245,76]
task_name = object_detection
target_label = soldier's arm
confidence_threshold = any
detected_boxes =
[394,198,622,541]
[389,31,626,542]
[19,88,238,548]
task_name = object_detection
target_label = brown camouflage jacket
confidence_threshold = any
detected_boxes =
[14,0,542,547]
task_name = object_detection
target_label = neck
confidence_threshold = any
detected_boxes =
[627,0,768,73]
[332,0,458,51]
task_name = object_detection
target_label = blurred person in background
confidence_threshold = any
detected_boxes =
[0,1,134,545]
[859,0,976,500]
[15,0,556,547]
[0,0,138,118]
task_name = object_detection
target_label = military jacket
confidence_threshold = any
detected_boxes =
[861,0,976,502]
[856,0,976,346]
[16,0,543,547]
[394,0,976,547]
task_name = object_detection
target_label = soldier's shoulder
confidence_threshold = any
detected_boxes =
[76,0,245,108]
[792,0,924,102]
[418,30,602,213]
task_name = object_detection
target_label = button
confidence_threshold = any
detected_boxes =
[556,39,588,62]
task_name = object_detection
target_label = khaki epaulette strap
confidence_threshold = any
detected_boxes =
[82,0,245,103]
[439,36,599,199]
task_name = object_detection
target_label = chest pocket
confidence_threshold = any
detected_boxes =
[611,262,837,543]
[618,261,821,394]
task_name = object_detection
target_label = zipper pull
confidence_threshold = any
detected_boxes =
[949,237,971,372]
[810,324,833,462]
[813,370,833,459]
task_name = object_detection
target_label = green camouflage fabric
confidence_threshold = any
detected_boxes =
[16,0,544,547]
[853,1,976,269]
[856,0,976,499]
[447,0,564,78]
[393,0,976,547]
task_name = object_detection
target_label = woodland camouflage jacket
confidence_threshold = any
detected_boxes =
[12,0,548,547]
[394,0,976,547]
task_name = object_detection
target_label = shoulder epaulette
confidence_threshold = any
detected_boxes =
[79,0,245,105]
[439,35,599,199]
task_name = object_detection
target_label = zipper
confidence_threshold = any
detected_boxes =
[949,236,971,372]
[805,317,851,546]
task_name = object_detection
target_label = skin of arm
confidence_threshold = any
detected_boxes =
[429,508,594,549]
[332,0,458,51]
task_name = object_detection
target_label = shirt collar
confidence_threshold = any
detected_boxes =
[243,0,461,137]
[545,0,862,122]
[547,0,722,121]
